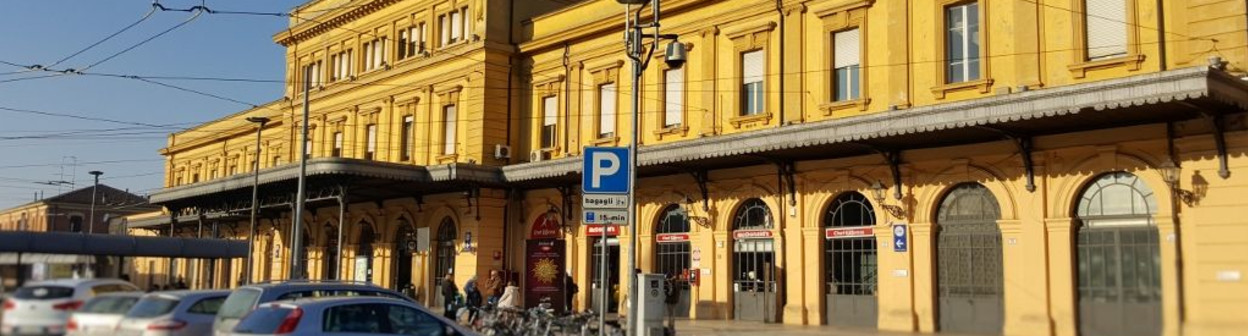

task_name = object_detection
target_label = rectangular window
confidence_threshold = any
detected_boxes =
[598,83,616,138]
[541,96,557,149]
[741,50,765,116]
[363,38,387,71]
[418,23,427,52]
[302,61,321,88]
[439,15,450,46]
[1085,0,1127,60]
[363,41,374,71]
[398,29,410,60]
[400,115,413,161]
[399,24,426,59]
[663,67,684,127]
[304,137,312,156]
[443,105,457,155]
[450,10,463,43]
[833,28,862,101]
[365,124,377,160]
[332,132,343,157]
[331,50,352,81]
[945,2,981,83]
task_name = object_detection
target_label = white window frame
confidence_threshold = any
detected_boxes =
[663,67,684,128]
[401,115,414,160]
[945,2,981,83]
[1084,0,1128,60]
[333,132,343,157]
[598,83,617,138]
[542,95,558,149]
[365,124,377,160]
[443,104,457,155]
[832,28,862,101]
[741,50,765,116]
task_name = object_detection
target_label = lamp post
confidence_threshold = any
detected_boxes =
[291,65,312,280]
[245,116,270,284]
[87,171,103,234]
[616,0,685,334]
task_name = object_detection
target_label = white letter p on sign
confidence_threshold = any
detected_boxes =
[590,152,620,188]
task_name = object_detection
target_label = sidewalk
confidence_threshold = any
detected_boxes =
[672,319,959,336]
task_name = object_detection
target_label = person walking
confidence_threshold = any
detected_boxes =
[484,270,505,304]
[663,272,682,335]
[462,275,482,322]
[563,272,578,313]
[440,273,459,319]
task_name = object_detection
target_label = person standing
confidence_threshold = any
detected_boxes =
[440,273,459,319]
[563,272,578,313]
[484,270,505,304]
[663,272,682,335]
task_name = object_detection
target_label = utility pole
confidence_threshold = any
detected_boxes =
[290,66,311,279]
[87,171,103,234]
[245,116,270,284]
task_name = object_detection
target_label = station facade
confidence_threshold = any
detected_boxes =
[126,1,1248,335]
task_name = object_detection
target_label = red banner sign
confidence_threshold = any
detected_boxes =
[530,214,561,239]
[584,224,619,237]
[525,239,567,312]
[656,233,690,243]
[825,227,875,239]
[732,229,773,240]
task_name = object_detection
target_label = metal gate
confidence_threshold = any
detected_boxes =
[589,237,620,313]
[434,218,456,308]
[393,221,415,293]
[655,204,692,317]
[1075,172,1162,336]
[823,192,877,328]
[935,183,1003,335]
[732,198,777,322]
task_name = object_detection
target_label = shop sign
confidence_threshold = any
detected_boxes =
[585,224,620,237]
[825,227,874,239]
[656,233,690,243]
[732,229,773,240]
[530,214,561,239]
[525,239,567,312]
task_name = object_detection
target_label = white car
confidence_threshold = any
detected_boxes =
[2,278,139,336]
[66,292,144,336]
[115,290,230,336]
[229,297,474,336]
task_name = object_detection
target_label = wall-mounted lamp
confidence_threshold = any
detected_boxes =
[870,180,907,219]
[1159,160,1197,206]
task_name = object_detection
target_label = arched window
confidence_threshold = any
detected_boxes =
[1076,171,1157,226]
[824,192,875,228]
[654,204,691,317]
[1074,172,1161,336]
[733,198,772,230]
[934,183,1003,334]
[69,215,84,233]
[435,217,457,277]
[393,218,416,291]
[323,222,338,280]
[656,204,690,234]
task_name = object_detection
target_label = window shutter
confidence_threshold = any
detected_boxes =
[742,50,764,84]
[664,67,684,126]
[444,105,457,154]
[1085,0,1128,59]
[600,83,617,136]
[833,29,861,69]
[543,96,558,127]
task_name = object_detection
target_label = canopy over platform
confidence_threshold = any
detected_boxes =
[0,231,248,259]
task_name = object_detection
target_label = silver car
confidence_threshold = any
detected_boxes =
[229,297,474,336]
[2,278,139,336]
[115,290,230,336]
[66,292,144,336]
[213,281,412,336]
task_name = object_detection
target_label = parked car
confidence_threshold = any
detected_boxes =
[66,292,145,336]
[212,280,413,336]
[1,278,139,336]
[229,297,473,336]
[114,290,229,336]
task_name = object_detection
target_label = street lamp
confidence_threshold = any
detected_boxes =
[244,116,270,284]
[1158,160,1196,206]
[87,171,103,234]
[870,180,906,219]
[616,0,683,333]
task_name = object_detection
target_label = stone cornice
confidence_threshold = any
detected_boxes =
[274,0,402,47]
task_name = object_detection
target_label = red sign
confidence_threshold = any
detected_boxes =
[825,227,875,239]
[525,240,567,312]
[585,225,619,237]
[530,214,561,239]
[656,233,690,243]
[493,250,503,261]
[733,229,773,240]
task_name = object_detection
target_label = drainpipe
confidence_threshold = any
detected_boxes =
[563,43,572,152]
[1156,0,1167,71]
[775,0,786,125]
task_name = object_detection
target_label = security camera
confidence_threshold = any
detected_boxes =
[665,41,687,69]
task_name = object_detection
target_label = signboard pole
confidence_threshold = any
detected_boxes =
[599,227,608,329]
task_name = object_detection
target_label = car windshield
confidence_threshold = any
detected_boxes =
[126,297,179,318]
[80,296,140,314]
[218,288,263,320]
[12,286,74,300]
[232,306,295,334]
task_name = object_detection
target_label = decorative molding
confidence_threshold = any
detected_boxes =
[813,0,874,18]
[724,21,776,40]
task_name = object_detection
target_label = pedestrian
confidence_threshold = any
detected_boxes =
[440,273,459,319]
[563,272,578,313]
[498,279,521,309]
[175,280,188,290]
[462,275,482,322]
[484,270,505,304]
[663,272,682,335]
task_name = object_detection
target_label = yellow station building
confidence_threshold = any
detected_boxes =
[126,0,1248,335]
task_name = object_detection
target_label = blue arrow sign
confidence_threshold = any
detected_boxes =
[892,223,908,252]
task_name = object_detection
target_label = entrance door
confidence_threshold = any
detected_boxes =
[655,205,691,317]
[824,192,878,328]
[589,237,620,313]
[733,238,776,322]
[356,224,376,284]
[434,218,457,309]
[1075,172,1162,336]
[935,183,1003,335]
[393,220,415,293]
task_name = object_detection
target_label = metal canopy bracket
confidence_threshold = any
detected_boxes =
[881,150,903,200]
[557,186,574,221]
[1210,112,1231,179]
[688,169,710,211]
[976,126,1037,192]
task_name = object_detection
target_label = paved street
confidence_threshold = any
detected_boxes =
[664,319,974,336]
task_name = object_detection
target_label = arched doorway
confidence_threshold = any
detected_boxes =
[323,222,338,280]
[1074,172,1161,336]
[731,198,777,322]
[823,191,878,328]
[654,204,691,317]
[355,223,376,283]
[392,218,416,293]
[297,231,311,279]
[935,183,1003,334]
[434,217,457,308]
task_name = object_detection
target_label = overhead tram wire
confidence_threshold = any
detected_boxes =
[78,4,204,72]
[44,4,159,69]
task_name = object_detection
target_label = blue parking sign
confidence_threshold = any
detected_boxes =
[892,223,908,252]
[582,147,630,194]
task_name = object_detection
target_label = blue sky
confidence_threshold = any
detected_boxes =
[0,0,302,208]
